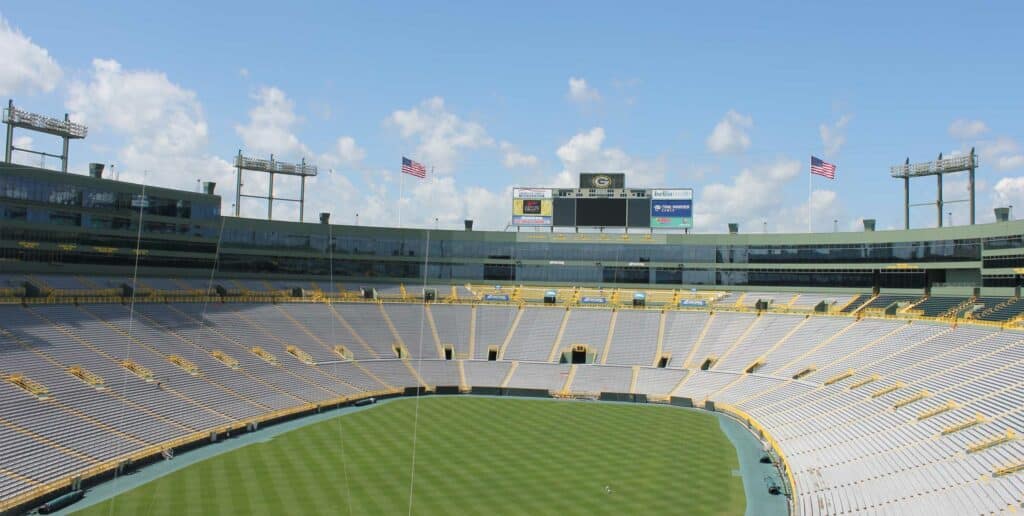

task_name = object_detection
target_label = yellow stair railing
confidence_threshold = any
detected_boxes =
[211,350,240,370]
[966,429,1016,454]
[870,381,905,398]
[848,374,879,390]
[892,390,930,409]
[917,400,958,421]
[67,365,105,389]
[119,359,154,382]
[167,355,199,376]
[251,347,279,366]
[941,414,987,435]
[286,345,315,365]
[4,373,49,399]
[994,461,1024,477]
[824,369,854,386]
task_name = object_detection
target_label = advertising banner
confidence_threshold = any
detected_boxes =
[649,188,694,228]
[512,188,552,199]
[512,188,553,225]
[651,188,693,200]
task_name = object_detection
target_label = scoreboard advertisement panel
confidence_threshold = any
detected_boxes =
[650,189,693,228]
[511,180,694,230]
[512,188,553,226]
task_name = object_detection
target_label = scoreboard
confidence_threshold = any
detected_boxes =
[512,176,693,229]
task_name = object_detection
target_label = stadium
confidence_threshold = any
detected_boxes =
[0,94,1023,516]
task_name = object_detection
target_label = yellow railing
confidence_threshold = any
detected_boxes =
[824,370,854,386]
[285,345,315,365]
[119,359,154,381]
[714,403,797,515]
[966,429,1016,454]
[848,374,879,390]
[67,365,105,388]
[251,347,279,366]
[1,287,1023,330]
[211,350,240,370]
[167,355,199,376]
[917,400,957,421]
[940,414,986,435]
[994,461,1024,477]
[892,390,930,409]
[870,382,904,398]
[4,373,49,398]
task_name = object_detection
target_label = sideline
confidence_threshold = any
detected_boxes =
[716,413,789,516]
[53,398,401,515]
[56,395,784,515]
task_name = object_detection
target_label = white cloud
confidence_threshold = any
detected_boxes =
[13,135,31,149]
[320,136,365,168]
[234,86,311,159]
[0,15,61,96]
[239,68,249,78]
[338,172,512,231]
[695,159,805,232]
[567,77,600,104]
[68,59,206,151]
[555,127,665,187]
[819,114,851,157]
[65,58,233,204]
[948,119,989,140]
[997,155,1024,170]
[706,110,753,155]
[979,137,1024,171]
[499,141,538,169]
[387,97,493,172]
[10,135,35,166]
[994,176,1024,201]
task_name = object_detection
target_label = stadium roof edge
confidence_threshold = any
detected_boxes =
[0,162,220,202]
[5,160,1020,245]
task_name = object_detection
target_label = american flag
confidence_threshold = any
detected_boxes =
[810,156,836,180]
[401,157,427,179]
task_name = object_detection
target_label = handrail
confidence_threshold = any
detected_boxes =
[715,403,798,515]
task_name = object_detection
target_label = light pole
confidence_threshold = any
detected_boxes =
[948,211,953,227]
[833,219,838,232]
[355,213,359,226]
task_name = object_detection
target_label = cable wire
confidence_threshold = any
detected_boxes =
[107,177,146,516]
[406,229,431,515]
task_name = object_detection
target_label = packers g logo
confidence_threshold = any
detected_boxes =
[592,175,612,188]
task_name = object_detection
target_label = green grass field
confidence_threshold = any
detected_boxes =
[75,397,745,515]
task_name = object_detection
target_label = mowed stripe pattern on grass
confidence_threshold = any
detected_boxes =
[74,397,745,515]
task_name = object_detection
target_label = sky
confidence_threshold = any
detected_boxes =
[2,1,1023,233]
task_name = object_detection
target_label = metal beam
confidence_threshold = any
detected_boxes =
[904,176,910,230]
[234,149,316,221]
[4,100,12,164]
[969,147,976,225]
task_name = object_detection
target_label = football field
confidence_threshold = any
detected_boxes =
[74,397,746,515]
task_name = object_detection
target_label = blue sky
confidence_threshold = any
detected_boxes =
[2,1,1023,232]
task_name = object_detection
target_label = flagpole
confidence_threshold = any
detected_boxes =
[808,161,812,233]
[399,164,405,229]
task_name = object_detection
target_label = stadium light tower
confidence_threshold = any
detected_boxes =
[234,150,318,222]
[3,99,88,173]
[890,149,977,229]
